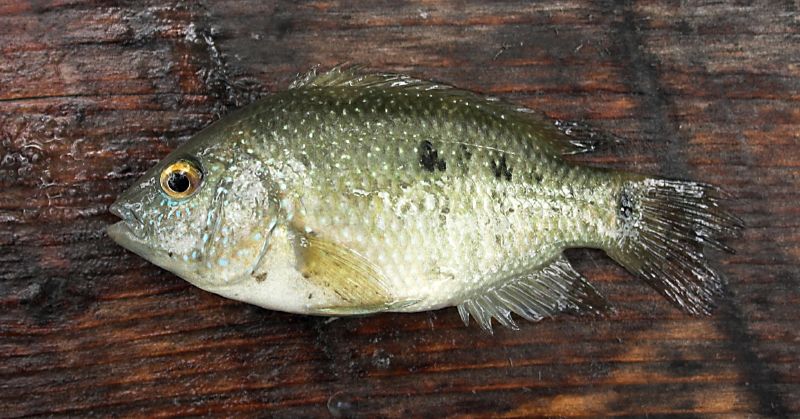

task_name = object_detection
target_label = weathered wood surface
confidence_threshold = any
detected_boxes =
[1,1,798,417]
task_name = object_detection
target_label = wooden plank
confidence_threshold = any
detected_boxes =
[1,0,798,417]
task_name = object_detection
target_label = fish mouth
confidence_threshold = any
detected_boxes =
[107,220,137,250]
[107,205,167,269]
[107,200,152,259]
[107,219,185,279]
[107,204,201,288]
[108,202,146,240]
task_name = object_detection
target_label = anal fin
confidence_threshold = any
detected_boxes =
[457,255,611,333]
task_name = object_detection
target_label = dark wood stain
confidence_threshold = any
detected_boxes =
[1,1,798,417]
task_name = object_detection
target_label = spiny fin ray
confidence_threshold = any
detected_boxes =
[457,255,611,333]
[554,120,625,155]
[609,178,743,315]
[291,65,612,156]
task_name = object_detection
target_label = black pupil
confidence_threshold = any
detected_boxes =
[167,171,191,193]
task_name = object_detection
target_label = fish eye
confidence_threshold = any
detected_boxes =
[160,159,203,199]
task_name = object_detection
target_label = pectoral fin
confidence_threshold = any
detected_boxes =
[458,254,612,333]
[293,230,400,315]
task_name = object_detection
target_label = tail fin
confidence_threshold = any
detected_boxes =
[608,178,743,314]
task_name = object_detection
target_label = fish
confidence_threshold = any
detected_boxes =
[107,66,742,332]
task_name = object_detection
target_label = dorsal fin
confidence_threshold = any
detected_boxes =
[290,65,453,91]
[457,255,611,333]
[290,65,618,155]
[553,119,625,155]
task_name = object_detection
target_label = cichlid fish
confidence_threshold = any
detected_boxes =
[107,67,742,332]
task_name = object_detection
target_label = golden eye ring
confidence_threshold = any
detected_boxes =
[160,159,203,199]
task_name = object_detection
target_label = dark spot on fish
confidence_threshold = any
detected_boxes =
[308,293,313,299]
[297,152,311,167]
[533,173,543,183]
[439,205,450,224]
[619,188,636,220]
[491,154,512,181]
[459,144,473,161]
[418,140,446,172]
[255,272,269,282]
[168,251,174,258]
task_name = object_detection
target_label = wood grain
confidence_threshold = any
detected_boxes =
[1,1,798,417]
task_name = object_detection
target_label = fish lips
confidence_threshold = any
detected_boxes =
[107,205,183,277]
[109,202,145,236]
[107,202,201,283]
[107,202,150,257]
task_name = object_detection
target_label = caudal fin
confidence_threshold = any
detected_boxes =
[608,178,743,314]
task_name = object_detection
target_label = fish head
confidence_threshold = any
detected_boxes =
[108,125,280,291]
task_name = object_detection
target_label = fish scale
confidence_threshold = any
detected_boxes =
[108,67,741,331]
[238,82,623,310]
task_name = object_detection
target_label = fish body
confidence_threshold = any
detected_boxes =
[108,68,741,331]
